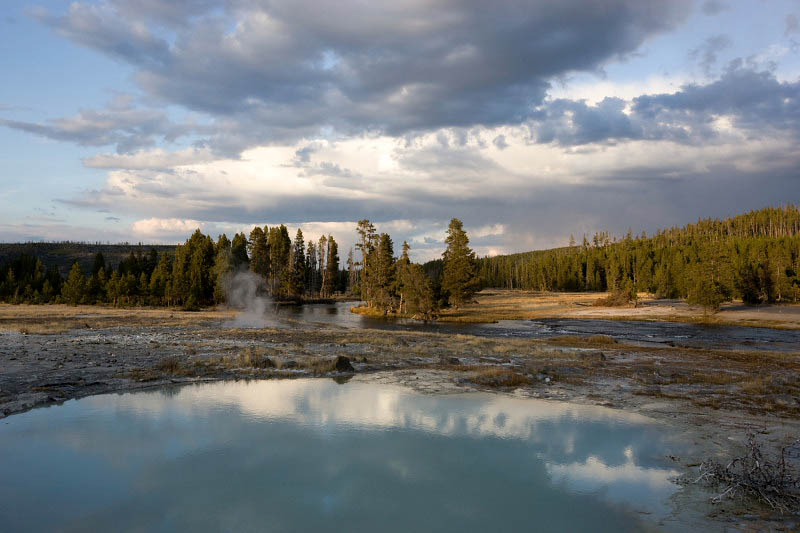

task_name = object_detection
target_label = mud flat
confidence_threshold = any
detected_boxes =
[1,304,799,528]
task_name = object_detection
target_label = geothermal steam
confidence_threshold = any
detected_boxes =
[224,270,277,328]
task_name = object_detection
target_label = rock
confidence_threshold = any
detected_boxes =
[439,356,461,365]
[334,355,354,372]
[582,351,607,361]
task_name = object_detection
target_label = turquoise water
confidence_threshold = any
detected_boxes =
[0,380,689,532]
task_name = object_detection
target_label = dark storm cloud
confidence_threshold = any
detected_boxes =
[527,64,800,147]
[632,62,800,136]
[529,97,641,145]
[29,0,691,153]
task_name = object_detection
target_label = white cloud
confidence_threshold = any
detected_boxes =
[83,147,217,169]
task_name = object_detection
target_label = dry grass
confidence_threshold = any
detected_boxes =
[0,303,235,333]
[6,322,72,335]
[156,357,184,374]
[436,290,605,323]
[215,347,276,370]
[340,333,403,346]
[548,335,618,346]
[429,289,800,330]
[470,367,532,388]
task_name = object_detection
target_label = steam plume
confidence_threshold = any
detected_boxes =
[223,270,278,328]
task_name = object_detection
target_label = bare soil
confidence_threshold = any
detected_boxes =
[1,303,799,528]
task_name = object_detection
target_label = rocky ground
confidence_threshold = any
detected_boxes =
[1,304,799,529]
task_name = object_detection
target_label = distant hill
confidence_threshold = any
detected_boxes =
[0,243,177,275]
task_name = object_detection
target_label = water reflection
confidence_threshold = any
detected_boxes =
[0,380,688,532]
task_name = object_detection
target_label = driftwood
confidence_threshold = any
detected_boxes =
[692,432,800,514]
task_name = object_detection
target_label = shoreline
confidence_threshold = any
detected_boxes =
[5,368,798,530]
[1,304,798,528]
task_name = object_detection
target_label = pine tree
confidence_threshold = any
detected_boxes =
[268,225,291,297]
[306,240,318,296]
[396,241,412,313]
[107,271,122,307]
[248,227,270,281]
[441,218,479,308]
[396,241,436,317]
[369,233,395,310]
[355,219,378,302]
[318,235,328,297]
[347,247,357,296]
[62,262,86,305]
[91,252,106,275]
[323,235,339,297]
[212,241,232,305]
[150,253,173,305]
[286,229,306,298]
[231,232,250,269]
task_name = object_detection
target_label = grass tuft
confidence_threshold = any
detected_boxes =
[471,367,532,388]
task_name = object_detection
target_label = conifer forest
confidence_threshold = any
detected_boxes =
[2,206,799,312]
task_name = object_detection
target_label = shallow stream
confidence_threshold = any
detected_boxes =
[279,302,800,351]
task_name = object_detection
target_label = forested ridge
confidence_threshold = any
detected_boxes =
[0,242,176,274]
[473,205,800,306]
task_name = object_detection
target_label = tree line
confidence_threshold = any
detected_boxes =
[471,205,800,309]
[0,218,482,315]
[8,206,790,313]
[0,225,349,308]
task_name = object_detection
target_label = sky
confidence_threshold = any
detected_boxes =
[1,0,799,261]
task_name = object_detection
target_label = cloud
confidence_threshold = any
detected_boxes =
[529,97,641,146]
[12,0,800,259]
[49,109,800,260]
[632,63,800,139]
[527,65,800,147]
[31,3,169,67]
[28,0,691,154]
[0,95,195,153]
[83,147,217,169]
[492,135,509,150]
[688,34,732,76]
[131,217,206,239]
[700,0,729,16]
[786,14,799,37]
